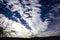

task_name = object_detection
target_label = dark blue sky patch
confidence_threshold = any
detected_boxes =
[8,4,13,9]
[20,19,27,24]
[26,3,31,6]
[2,0,8,4]
[24,24,32,30]
[20,19,32,30]
[39,0,60,32]
[13,11,21,18]
[40,0,60,5]
[40,5,53,22]
[0,8,18,22]
[40,0,54,22]
[0,8,13,17]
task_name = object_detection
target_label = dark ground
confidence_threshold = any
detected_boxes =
[0,36,60,40]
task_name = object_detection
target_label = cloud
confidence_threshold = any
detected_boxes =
[0,0,60,38]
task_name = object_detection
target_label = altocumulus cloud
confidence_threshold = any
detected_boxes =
[0,0,60,38]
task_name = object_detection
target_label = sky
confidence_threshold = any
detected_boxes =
[0,0,60,38]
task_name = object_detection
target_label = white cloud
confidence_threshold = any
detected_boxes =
[0,0,60,38]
